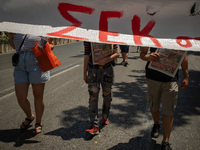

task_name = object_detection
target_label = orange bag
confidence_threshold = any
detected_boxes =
[32,42,61,72]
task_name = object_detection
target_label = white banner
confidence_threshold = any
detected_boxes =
[0,0,200,51]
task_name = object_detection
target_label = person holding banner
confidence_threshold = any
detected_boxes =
[119,45,129,67]
[83,42,120,136]
[140,47,189,150]
[8,33,54,134]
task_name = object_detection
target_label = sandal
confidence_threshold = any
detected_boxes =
[32,123,43,134]
[20,117,35,130]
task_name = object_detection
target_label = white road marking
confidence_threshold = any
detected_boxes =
[0,86,14,94]
[0,64,80,100]
[51,65,80,78]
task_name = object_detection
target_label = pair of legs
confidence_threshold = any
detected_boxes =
[121,52,128,62]
[119,45,129,63]
[86,86,111,135]
[88,86,112,127]
[87,67,113,128]
[150,109,173,142]
[136,46,141,52]
[13,51,50,134]
[15,83,45,133]
[146,78,178,143]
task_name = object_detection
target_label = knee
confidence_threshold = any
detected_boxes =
[151,107,160,113]
[32,89,44,100]
[162,110,174,117]
[16,94,28,102]
[33,93,44,101]
[90,97,96,101]
[103,92,112,102]
[103,92,111,97]
[89,87,99,101]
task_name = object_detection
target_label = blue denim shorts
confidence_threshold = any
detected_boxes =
[14,51,50,84]
[120,45,129,53]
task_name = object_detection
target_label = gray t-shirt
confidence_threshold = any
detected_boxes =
[13,34,41,52]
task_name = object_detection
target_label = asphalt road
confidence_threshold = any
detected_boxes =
[0,42,200,150]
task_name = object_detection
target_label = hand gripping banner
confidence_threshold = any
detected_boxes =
[0,0,200,51]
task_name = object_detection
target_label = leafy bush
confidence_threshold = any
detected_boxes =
[0,32,9,44]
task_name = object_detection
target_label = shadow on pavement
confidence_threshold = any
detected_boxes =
[45,121,88,140]
[111,70,151,128]
[45,106,89,140]
[174,69,200,126]
[0,129,39,147]
[45,106,111,141]
[108,135,160,150]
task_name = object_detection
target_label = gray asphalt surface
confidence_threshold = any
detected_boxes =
[0,42,200,150]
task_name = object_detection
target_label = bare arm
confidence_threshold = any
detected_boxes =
[180,53,189,90]
[83,55,90,83]
[47,38,54,50]
[140,47,160,62]
[140,47,149,61]
[97,46,120,66]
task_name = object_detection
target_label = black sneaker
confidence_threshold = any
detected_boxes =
[121,60,125,65]
[161,142,172,150]
[151,124,160,138]
[124,61,128,67]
